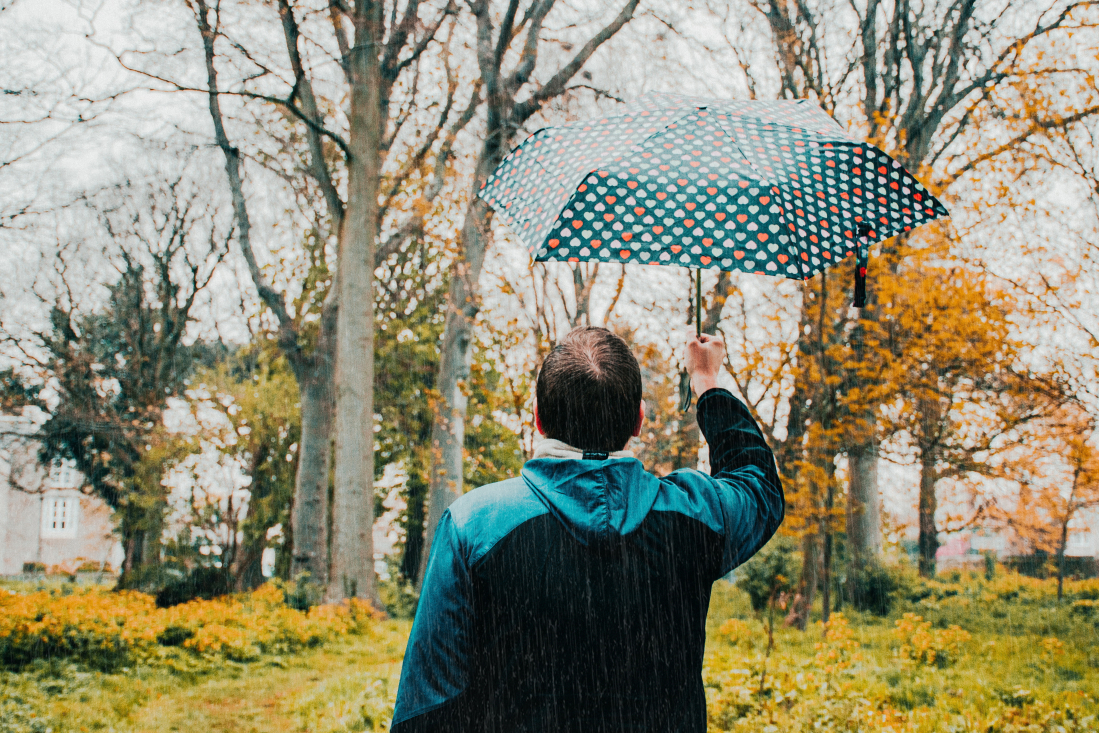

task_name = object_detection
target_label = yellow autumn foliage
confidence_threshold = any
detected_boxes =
[893,613,972,668]
[717,618,753,646]
[812,613,861,674]
[0,584,377,669]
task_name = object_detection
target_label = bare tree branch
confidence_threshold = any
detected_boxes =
[942,105,1099,187]
[279,0,347,226]
[190,0,294,343]
[512,0,640,124]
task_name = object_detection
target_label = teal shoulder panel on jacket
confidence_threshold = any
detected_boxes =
[651,469,726,534]
[446,477,550,567]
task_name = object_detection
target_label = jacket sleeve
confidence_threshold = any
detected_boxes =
[695,387,785,576]
[391,510,477,732]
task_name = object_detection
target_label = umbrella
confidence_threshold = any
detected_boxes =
[478,92,949,405]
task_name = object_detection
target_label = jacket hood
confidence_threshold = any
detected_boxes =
[521,457,662,546]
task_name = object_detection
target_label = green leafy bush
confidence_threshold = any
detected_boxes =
[848,560,903,616]
[155,626,195,647]
[736,535,801,613]
[154,567,232,608]
[278,573,324,612]
[378,576,418,620]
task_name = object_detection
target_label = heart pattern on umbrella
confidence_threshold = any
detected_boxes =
[480,93,948,281]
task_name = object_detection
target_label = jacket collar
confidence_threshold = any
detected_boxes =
[531,438,635,461]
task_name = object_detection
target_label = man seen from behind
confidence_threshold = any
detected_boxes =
[392,327,785,732]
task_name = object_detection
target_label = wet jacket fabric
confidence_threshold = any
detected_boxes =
[391,388,784,733]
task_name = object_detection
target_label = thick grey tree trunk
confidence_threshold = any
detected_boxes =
[845,440,881,600]
[329,18,382,605]
[291,369,333,586]
[847,445,881,549]
[844,280,884,591]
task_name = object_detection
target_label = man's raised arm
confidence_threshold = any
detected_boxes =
[686,334,785,576]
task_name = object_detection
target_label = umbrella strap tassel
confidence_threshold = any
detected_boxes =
[679,369,693,413]
[854,225,870,308]
[854,254,867,308]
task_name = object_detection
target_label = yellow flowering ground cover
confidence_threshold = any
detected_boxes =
[0,583,377,671]
[893,612,972,667]
[1,571,1097,732]
[703,572,1099,732]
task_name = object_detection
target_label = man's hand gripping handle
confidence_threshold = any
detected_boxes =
[685,333,726,397]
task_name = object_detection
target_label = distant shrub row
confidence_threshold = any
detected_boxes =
[20,560,112,575]
[736,535,1099,619]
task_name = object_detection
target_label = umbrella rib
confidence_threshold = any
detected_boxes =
[708,112,808,280]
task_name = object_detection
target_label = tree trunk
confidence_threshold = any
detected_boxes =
[787,532,819,631]
[820,528,832,628]
[418,197,493,589]
[845,440,881,603]
[917,451,938,578]
[399,451,430,583]
[1057,519,1069,602]
[233,543,266,591]
[847,446,881,553]
[118,492,167,580]
[290,369,333,586]
[329,16,381,605]
[122,527,142,574]
[195,0,339,592]
[821,463,836,627]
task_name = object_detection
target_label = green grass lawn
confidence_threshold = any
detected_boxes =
[2,576,1097,732]
[1,620,411,733]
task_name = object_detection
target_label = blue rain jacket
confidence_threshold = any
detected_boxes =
[391,388,784,732]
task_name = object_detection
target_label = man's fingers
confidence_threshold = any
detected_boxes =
[698,335,725,354]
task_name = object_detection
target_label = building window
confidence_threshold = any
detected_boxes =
[41,495,79,539]
[49,459,81,489]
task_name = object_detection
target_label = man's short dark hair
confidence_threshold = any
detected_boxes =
[535,327,642,452]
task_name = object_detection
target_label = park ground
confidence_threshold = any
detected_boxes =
[2,572,1097,733]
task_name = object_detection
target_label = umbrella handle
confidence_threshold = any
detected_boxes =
[680,269,702,413]
[695,268,702,336]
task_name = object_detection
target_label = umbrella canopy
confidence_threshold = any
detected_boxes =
[479,92,949,305]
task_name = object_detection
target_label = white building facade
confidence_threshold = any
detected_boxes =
[0,415,122,576]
